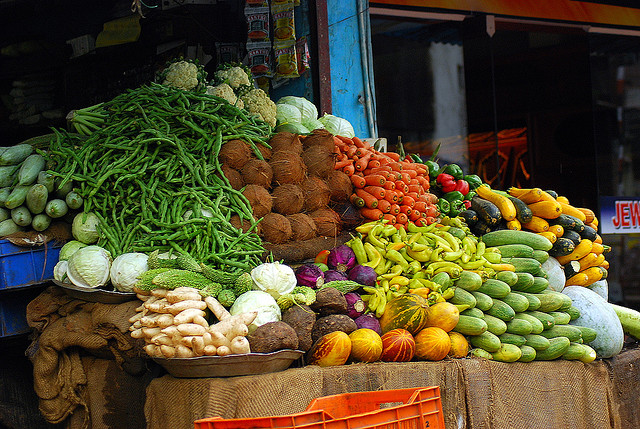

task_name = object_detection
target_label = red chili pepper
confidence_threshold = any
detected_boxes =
[454,179,470,196]
[314,250,330,265]
[463,200,471,209]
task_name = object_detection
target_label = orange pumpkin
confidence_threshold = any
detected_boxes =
[378,294,430,335]
[307,331,352,367]
[380,328,415,362]
[348,328,383,363]
[447,331,469,358]
[426,302,460,332]
[414,327,451,361]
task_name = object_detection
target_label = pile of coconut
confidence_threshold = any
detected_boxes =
[218,129,358,247]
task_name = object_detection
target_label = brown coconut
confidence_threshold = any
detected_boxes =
[309,208,342,237]
[257,144,272,161]
[325,170,353,203]
[242,184,273,218]
[301,145,335,179]
[301,128,336,153]
[269,150,307,185]
[287,213,317,241]
[299,176,331,212]
[221,165,245,191]
[271,184,305,215]
[260,212,293,244]
[219,139,252,169]
[269,132,303,154]
[230,214,261,235]
[241,158,273,188]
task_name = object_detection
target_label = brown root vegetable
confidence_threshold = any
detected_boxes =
[221,165,245,191]
[247,321,299,353]
[302,145,335,179]
[271,184,304,215]
[241,158,273,188]
[325,170,353,203]
[242,184,272,218]
[301,129,335,153]
[310,287,348,316]
[269,132,303,154]
[311,314,357,344]
[309,208,342,237]
[219,139,252,169]
[260,212,293,244]
[269,150,307,185]
[282,304,316,352]
[286,213,317,241]
[300,176,331,212]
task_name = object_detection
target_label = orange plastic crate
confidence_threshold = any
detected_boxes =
[193,386,445,429]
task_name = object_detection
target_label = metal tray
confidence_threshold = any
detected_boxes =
[153,349,305,378]
[53,279,137,304]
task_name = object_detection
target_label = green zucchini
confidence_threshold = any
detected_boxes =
[453,314,488,336]
[524,333,551,351]
[450,286,477,309]
[45,199,69,218]
[0,218,21,237]
[470,290,494,312]
[539,325,583,342]
[548,214,578,230]
[563,260,581,279]
[534,336,571,360]
[495,243,535,259]
[491,343,522,362]
[498,332,526,347]
[477,278,511,299]
[501,292,530,313]
[505,318,533,336]
[471,196,502,226]
[32,213,51,232]
[518,345,537,362]
[533,291,565,313]
[17,153,45,186]
[459,209,478,226]
[507,195,533,224]
[0,144,33,166]
[10,205,32,227]
[481,229,554,251]
[25,183,48,214]
[431,272,452,290]
[0,165,19,187]
[512,291,541,312]
[561,229,582,246]
[483,313,508,335]
[579,225,598,241]
[538,289,573,310]
[469,330,501,352]
[454,270,483,291]
[549,237,576,257]
[486,299,516,322]
[5,185,30,209]
[496,270,518,287]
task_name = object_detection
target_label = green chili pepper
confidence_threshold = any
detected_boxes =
[443,164,464,180]
[425,160,441,179]
[463,174,483,190]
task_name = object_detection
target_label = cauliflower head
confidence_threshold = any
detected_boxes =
[157,58,207,91]
[240,88,277,127]
[214,66,251,89]
[206,83,245,109]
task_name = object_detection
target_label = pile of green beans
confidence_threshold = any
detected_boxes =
[46,83,272,272]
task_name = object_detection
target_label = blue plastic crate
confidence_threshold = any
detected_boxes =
[0,292,35,337]
[0,239,62,290]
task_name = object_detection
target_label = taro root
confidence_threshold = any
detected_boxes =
[311,287,348,317]
[269,132,303,154]
[311,314,358,344]
[259,212,293,244]
[219,139,252,169]
[302,145,335,179]
[221,165,244,191]
[325,170,353,203]
[248,321,299,353]
[241,158,273,188]
[282,304,316,352]
[286,213,317,241]
[300,176,330,212]
[242,184,272,218]
[302,128,335,153]
[269,150,307,185]
[309,207,342,237]
[271,184,304,215]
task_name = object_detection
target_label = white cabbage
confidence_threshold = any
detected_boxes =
[302,117,325,132]
[71,212,101,244]
[276,96,318,123]
[66,245,112,288]
[318,114,355,138]
[275,103,302,125]
[110,252,149,292]
[229,290,281,333]
[250,261,296,300]
[53,260,68,282]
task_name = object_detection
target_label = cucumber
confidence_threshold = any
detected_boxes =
[45,199,69,218]
[505,318,533,335]
[469,331,501,352]
[539,325,583,342]
[561,342,589,360]
[518,345,537,362]
[511,272,535,291]
[508,257,543,276]
[0,218,21,237]
[525,310,556,330]
[481,229,553,251]
[538,289,573,311]
[5,185,30,209]
[11,205,32,227]
[533,292,565,313]
[32,213,51,232]
[501,292,530,313]
[453,314,488,336]
[578,343,598,363]
[512,291,541,312]
[37,171,55,193]
[486,299,516,322]
[524,333,551,351]
[532,249,549,264]
[534,336,571,360]
[571,325,598,344]
[477,278,511,299]
[483,313,508,335]
[565,305,581,321]
[513,312,544,334]
[470,291,494,312]
[0,165,19,187]
[65,191,83,210]
[498,332,526,347]
[0,208,9,222]
[496,270,518,287]
[548,311,572,326]
[17,153,45,186]
[461,307,485,319]
[491,343,522,362]
[0,144,33,166]
[450,286,477,309]
[431,272,452,290]
[25,183,48,214]
[470,348,494,359]
[495,243,535,259]
[522,276,549,293]
[454,270,483,292]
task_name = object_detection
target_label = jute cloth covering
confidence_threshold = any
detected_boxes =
[144,349,640,429]
[25,285,149,428]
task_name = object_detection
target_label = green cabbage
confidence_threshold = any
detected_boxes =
[275,103,302,126]
[66,245,112,288]
[318,114,355,138]
[71,212,101,244]
[59,240,88,261]
[110,252,149,292]
[229,290,281,333]
[276,96,318,123]
[302,117,325,132]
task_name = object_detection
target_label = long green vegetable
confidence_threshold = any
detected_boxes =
[45,83,272,272]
